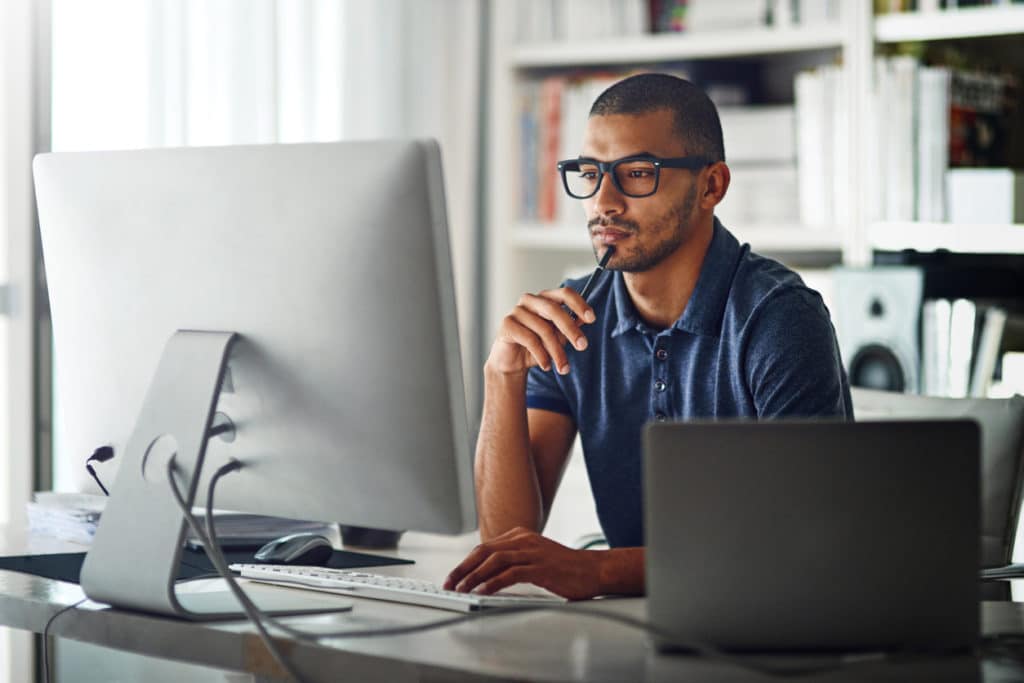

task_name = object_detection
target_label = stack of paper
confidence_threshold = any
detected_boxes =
[26,491,337,548]
[27,492,105,545]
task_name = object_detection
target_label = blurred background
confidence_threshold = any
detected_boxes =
[3,0,1024,679]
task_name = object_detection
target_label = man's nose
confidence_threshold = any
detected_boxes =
[591,169,625,216]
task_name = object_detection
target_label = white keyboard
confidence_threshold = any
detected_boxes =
[230,564,568,613]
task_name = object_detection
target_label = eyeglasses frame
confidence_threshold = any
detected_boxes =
[556,154,713,199]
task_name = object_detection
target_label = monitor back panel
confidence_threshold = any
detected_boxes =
[644,420,979,652]
[34,140,476,534]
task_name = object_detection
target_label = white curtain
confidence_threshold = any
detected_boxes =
[51,0,482,489]
[1,0,48,678]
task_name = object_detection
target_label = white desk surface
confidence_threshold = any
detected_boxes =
[1,525,1023,682]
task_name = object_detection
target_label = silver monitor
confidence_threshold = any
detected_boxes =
[34,139,476,617]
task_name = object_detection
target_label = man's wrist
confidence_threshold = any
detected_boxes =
[483,361,530,384]
[592,547,645,596]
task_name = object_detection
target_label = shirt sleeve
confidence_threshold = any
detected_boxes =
[526,365,573,416]
[743,287,853,419]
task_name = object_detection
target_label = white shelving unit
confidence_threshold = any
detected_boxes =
[485,2,1024,337]
[511,25,846,66]
[868,4,1024,260]
[875,4,1024,42]
[870,221,1024,254]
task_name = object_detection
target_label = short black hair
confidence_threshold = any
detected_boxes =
[590,73,725,163]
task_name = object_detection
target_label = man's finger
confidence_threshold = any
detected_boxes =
[499,317,552,372]
[443,530,536,590]
[476,565,533,596]
[509,306,570,373]
[546,287,595,324]
[518,293,589,353]
[453,550,530,593]
[443,544,492,590]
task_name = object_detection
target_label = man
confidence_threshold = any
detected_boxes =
[444,73,852,600]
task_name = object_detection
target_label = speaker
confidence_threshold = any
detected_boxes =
[833,267,923,393]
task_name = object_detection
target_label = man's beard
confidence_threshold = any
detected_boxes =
[589,183,698,273]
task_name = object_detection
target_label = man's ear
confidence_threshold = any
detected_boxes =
[699,162,730,210]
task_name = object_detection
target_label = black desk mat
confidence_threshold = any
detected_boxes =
[0,547,412,585]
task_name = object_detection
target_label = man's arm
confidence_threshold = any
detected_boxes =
[446,286,644,599]
[746,288,852,418]
[472,285,593,538]
[474,373,576,539]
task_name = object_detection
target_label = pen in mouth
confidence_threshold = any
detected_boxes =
[570,246,615,321]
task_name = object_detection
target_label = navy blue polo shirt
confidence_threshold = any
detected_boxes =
[526,219,853,548]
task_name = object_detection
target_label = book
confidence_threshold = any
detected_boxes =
[916,66,951,222]
[886,56,918,222]
[971,307,1008,398]
[948,298,978,398]
[922,298,952,397]
[795,68,829,227]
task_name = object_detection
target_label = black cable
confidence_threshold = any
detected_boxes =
[85,446,114,496]
[41,597,88,683]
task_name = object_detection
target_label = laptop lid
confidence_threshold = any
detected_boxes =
[643,420,979,653]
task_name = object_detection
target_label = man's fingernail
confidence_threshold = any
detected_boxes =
[558,364,570,375]
[575,337,587,351]
[584,310,596,323]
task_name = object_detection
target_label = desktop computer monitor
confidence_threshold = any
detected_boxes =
[33,139,476,617]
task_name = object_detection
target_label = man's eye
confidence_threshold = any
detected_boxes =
[579,171,598,179]
[627,169,654,178]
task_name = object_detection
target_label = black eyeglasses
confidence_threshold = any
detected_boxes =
[557,155,712,199]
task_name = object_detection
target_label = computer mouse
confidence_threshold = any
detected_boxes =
[253,533,334,566]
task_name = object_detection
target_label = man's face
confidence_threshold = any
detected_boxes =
[579,109,701,272]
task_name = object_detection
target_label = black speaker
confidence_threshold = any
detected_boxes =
[834,267,923,393]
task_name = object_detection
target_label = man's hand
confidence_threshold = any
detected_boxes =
[487,288,596,377]
[443,527,605,600]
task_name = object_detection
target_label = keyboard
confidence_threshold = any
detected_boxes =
[230,563,568,613]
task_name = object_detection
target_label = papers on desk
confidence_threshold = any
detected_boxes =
[27,492,104,544]
[27,491,337,547]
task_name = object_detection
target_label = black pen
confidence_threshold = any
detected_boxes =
[570,246,615,321]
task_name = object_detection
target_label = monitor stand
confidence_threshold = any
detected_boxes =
[79,330,352,620]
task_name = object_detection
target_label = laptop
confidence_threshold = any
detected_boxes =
[643,419,980,653]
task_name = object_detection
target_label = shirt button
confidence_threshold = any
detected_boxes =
[655,348,668,361]
[655,412,668,422]
[654,379,667,393]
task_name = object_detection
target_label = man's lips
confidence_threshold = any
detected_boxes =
[591,227,633,243]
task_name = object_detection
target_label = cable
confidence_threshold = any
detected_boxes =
[41,597,88,683]
[167,459,947,680]
[84,445,114,496]
[165,457,308,683]
[38,573,246,683]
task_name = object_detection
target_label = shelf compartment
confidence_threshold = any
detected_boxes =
[510,26,845,68]
[875,6,1024,43]
[869,221,1024,254]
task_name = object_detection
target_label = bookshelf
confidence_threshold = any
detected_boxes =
[484,2,1024,337]
[511,25,846,66]
[482,1,1024,541]
[874,4,1024,43]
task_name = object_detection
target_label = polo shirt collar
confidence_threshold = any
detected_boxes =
[609,217,739,339]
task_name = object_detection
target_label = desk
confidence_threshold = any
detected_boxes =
[1,526,1024,682]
